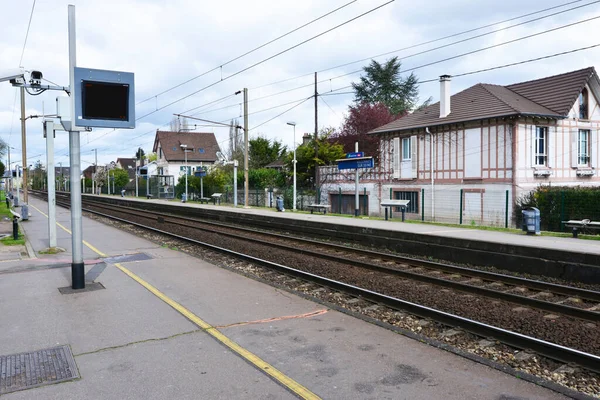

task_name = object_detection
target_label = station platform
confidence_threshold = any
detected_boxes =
[0,195,574,399]
[97,194,600,258]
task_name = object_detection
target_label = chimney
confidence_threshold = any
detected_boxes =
[439,75,451,118]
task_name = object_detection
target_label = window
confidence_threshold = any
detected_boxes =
[159,148,163,159]
[578,129,590,165]
[198,148,205,154]
[534,127,547,166]
[172,147,177,151]
[579,89,589,120]
[402,137,411,160]
[394,191,418,213]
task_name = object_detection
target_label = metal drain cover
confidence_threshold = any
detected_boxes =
[0,345,79,395]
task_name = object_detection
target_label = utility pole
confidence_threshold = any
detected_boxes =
[314,72,319,204]
[20,87,28,204]
[243,88,249,207]
[7,146,11,193]
[45,121,57,248]
[93,148,97,195]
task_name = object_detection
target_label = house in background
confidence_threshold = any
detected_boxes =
[319,67,599,226]
[152,130,220,178]
[116,157,136,171]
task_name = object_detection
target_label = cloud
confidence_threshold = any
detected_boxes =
[0,0,599,168]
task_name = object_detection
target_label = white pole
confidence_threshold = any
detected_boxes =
[68,4,84,289]
[184,150,188,201]
[46,121,57,248]
[135,171,138,197]
[16,165,20,206]
[293,124,296,211]
[233,160,238,207]
[355,142,359,217]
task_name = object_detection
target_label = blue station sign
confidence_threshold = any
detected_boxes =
[337,157,374,170]
[346,152,364,159]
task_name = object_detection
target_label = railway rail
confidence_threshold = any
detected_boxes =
[31,191,600,375]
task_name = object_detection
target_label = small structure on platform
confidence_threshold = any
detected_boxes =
[148,175,175,199]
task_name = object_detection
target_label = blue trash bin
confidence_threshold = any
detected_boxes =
[521,207,541,235]
[276,195,284,212]
[181,193,187,203]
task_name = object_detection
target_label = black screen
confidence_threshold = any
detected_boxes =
[82,81,129,121]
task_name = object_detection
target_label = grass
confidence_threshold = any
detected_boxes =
[1,235,25,246]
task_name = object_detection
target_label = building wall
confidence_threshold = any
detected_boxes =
[514,85,600,198]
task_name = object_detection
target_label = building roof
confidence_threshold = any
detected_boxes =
[152,131,220,162]
[265,159,286,169]
[370,67,599,134]
[116,158,136,170]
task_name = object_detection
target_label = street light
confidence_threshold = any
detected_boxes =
[180,144,189,202]
[287,122,297,211]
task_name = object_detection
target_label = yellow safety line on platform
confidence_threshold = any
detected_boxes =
[29,202,320,399]
[114,262,321,400]
[29,204,108,257]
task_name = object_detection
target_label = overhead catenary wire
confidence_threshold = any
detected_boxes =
[53,7,600,162]
[56,1,395,156]
[248,0,596,91]
[19,0,36,67]
[135,0,358,106]
[181,0,600,119]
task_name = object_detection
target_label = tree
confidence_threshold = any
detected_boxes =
[332,102,398,160]
[226,119,244,164]
[135,147,145,161]
[286,127,345,189]
[112,168,130,187]
[147,152,158,162]
[352,57,429,115]
[248,136,286,169]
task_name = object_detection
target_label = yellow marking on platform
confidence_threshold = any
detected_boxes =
[115,262,321,400]
[29,204,109,257]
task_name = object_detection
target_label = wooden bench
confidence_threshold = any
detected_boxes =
[307,204,331,214]
[380,200,410,221]
[211,193,222,205]
[562,219,600,238]
[199,197,211,204]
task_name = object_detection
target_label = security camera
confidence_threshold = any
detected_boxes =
[0,68,25,84]
[30,70,43,86]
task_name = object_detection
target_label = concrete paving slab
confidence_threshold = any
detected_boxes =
[223,312,568,400]
[3,328,296,400]
[0,264,196,356]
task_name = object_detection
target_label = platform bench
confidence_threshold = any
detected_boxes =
[307,204,331,214]
[562,219,600,238]
[146,194,153,199]
[199,197,211,204]
[380,200,410,221]
[211,193,222,205]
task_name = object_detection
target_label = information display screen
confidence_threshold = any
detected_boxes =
[82,81,129,121]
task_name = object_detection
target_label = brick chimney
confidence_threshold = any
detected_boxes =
[439,75,451,118]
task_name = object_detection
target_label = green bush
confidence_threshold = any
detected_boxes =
[516,186,600,232]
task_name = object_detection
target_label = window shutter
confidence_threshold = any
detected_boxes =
[393,137,400,179]
[571,129,578,168]
[592,130,599,170]
[530,126,535,167]
[547,128,554,168]
[411,135,418,178]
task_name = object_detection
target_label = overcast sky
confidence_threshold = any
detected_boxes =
[1,0,599,169]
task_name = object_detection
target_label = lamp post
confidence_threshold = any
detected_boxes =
[180,144,188,202]
[287,122,297,211]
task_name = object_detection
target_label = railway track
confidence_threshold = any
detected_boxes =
[31,191,600,375]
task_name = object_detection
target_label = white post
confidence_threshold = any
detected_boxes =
[16,165,20,206]
[135,171,138,197]
[184,150,188,201]
[112,171,115,194]
[293,124,297,211]
[233,160,238,207]
[45,121,57,248]
[355,142,359,217]
[68,4,84,289]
